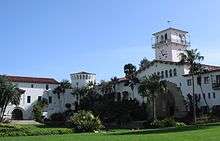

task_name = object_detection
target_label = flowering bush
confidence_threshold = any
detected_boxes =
[70,110,103,132]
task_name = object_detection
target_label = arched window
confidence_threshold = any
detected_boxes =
[165,70,168,78]
[173,68,177,76]
[79,75,82,79]
[156,36,159,43]
[179,34,182,43]
[161,71,164,79]
[169,69,172,77]
[165,33,168,40]
[86,75,88,79]
[83,75,85,79]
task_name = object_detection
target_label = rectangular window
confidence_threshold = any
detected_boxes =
[187,79,192,86]
[208,93,211,99]
[213,92,216,99]
[197,77,202,85]
[46,84,49,90]
[165,70,168,78]
[216,75,220,84]
[203,93,206,99]
[49,96,52,104]
[38,96,42,101]
[27,96,31,103]
[31,84,34,88]
[204,77,209,84]
[173,68,177,76]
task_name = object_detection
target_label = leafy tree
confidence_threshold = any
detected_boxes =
[32,98,48,122]
[179,49,204,123]
[72,86,89,104]
[0,76,23,121]
[138,74,167,121]
[79,93,148,127]
[124,64,139,99]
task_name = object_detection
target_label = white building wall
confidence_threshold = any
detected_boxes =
[4,82,59,120]
[70,73,96,88]
[115,61,220,110]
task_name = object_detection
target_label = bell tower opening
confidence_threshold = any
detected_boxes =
[152,27,190,62]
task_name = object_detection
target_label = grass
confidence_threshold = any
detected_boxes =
[1,123,220,141]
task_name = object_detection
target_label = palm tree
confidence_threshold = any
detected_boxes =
[179,49,204,123]
[124,64,139,99]
[110,76,118,94]
[0,76,23,121]
[138,74,167,121]
[53,80,72,112]
[72,86,89,104]
[99,80,113,94]
[139,57,151,70]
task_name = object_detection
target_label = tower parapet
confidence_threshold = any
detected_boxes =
[70,71,96,88]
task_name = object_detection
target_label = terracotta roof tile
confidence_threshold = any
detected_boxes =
[6,75,59,84]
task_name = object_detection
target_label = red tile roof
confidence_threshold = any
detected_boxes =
[118,77,128,82]
[6,75,59,84]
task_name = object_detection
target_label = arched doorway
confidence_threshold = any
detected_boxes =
[11,108,23,120]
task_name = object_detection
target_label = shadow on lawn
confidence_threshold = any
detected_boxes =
[110,124,217,136]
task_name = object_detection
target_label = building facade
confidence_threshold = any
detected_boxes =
[70,71,96,88]
[3,71,96,120]
[4,76,59,120]
[2,27,220,120]
[115,27,220,118]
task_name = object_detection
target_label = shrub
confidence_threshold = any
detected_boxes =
[148,118,177,128]
[0,124,73,137]
[70,110,103,132]
[50,113,66,122]
[150,120,162,128]
[33,98,48,122]
[175,122,187,128]
[160,117,176,127]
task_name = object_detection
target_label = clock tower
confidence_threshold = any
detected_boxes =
[152,27,190,62]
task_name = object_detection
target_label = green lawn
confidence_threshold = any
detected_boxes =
[1,124,220,141]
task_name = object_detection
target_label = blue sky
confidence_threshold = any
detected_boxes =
[1,0,220,81]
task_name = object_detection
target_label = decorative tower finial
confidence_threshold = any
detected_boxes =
[167,20,172,27]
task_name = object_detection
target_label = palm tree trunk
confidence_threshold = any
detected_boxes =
[192,75,197,124]
[132,90,134,99]
[199,85,210,111]
[153,96,157,121]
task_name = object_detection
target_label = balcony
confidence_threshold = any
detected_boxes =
[152,39,190,48]
[212,83,220,90]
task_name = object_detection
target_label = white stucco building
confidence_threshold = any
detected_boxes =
[2,27,220,120]
[2,71,96,120]
[3,76,60,120]
[114,27,220,118]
